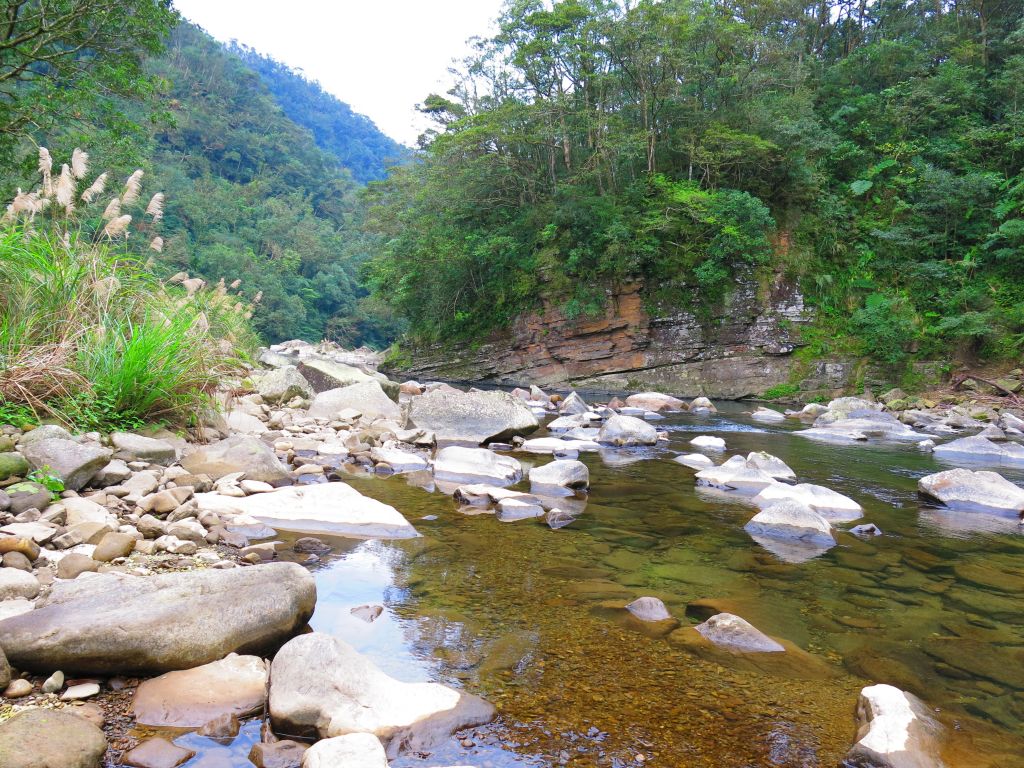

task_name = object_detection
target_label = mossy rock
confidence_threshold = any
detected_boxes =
[0,453,29,482]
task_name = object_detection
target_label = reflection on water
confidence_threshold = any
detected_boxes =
[295,403,1024,767]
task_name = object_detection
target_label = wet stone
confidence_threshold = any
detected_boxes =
[123,737,197,768]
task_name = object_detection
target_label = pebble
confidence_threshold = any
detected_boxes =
[3,678,33,698]
[60,682,100,700]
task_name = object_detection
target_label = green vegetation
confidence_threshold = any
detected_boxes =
[365,0,1024,369]
[761,383,801,401]
[0,148,256,430]
[27,466,64,499]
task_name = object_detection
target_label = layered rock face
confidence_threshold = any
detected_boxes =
[388,276,816,399]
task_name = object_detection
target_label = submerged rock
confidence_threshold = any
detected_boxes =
[752,482,863,522]
[846,684,944,768]
[694,612,785,653]
[674,453,715,470]
[269,633,495,755]
[0,709,107,768]
[744,501,836,563]
[409,388,539,444]
[0,562,315,674]
[196,482,420,539]
[918,468,1024,517]
[932,435,1024,466]
[625,596,673,622]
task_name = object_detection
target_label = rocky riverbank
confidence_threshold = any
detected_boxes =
[1,339,1021,767]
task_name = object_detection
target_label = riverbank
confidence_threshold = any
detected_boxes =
[1,340,1022,767]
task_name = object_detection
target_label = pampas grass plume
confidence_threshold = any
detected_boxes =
[55,164,76,212]
[150,236,164,252]
[102,214,132,239]
[102,197,121,221]
[71,148,89,179]
[81,173,107,203]
[121,170,144,206]
[145,192,164,222]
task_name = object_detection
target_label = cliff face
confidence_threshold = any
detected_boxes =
[391,275,849,399]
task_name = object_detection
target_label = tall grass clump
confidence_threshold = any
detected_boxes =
[0,146,260,431]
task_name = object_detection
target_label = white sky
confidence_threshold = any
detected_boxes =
[172,0,505,146]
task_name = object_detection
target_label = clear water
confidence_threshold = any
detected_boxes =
[173,403,1024,767]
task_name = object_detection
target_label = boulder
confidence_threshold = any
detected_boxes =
[847,684,944,768]
[132,653,268,727]
[694,613,785,653]
[932,435,1024,466]
[559,391,589,415]
[597,415,658,446]
[0,562,315,674]
[0,452,29,482]
[745,451,796,481]
[918,468,1024,517]
[20,438,112,491]
[674,453,714,470]
[195,482,419,539]
[111,432,177,465]
[298,359,399,400]
[369,443,429,473]
[269,633,495,754]
[432,446,522,486]
[0,569,40,600]
[529,459,589,489]
[744,501,836,563]
[696,464,777,495]
[17,423,72,447]
[226,410,268,435]
[624,392,686,412]
[520,437,600,454]
[0,709,107,768]
[752,482,863,522]
[690,435,726,450]
[689,397,717,413]
[256,366,313,404]
[496,497,545,522]
[301,733,387,768]
[409,388,538,444]
[4,481,51,515]
[180,435,289,484]
[308,381,402,423]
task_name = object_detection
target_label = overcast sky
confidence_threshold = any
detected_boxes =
[172,0,505,146]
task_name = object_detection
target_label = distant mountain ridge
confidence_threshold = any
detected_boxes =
[230,43,408,184]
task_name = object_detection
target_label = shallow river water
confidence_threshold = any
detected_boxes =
[173,403,1024,768]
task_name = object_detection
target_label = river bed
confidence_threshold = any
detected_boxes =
[172,402,1024,767]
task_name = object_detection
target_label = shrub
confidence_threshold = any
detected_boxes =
[0,147,259,430]
[762,383,801,400]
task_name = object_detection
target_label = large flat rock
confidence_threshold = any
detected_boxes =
[195,482,420,539]
[180,435,289,483]
[308,381,402,422]
[0,562,315,674]
[0,709,107,768]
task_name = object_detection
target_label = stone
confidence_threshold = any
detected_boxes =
[308,381,402,423]
[17,423,73,447]
[851,523,883,536]
[0,645,8,689]
[293,537,330,553]
[57,553,99,579]
[43,670,65,693]
[751,406,786,423]
[409,388,538,444]
[137,514,166,539]
[624,392,686,412]
[195,483,419,539]
[752,482,863,522]
[256,366,313,404]
[0,709,107,768]
[123,737,196,768]
[180,435,290,484]
[133,653,268,727]
[696,464,778,495]
[91,531,137,562]
[745,451,796,480]
[298,359,399,400]
[62,497,116,527]
[432,446,523,486]
[520,436,600,454]
[111,432,177,465]
[496,497,545,521]
[0,568,39,600]
[674,453,715,470]
[226,411,268,435]
[918,468,1024,517]
[369,443,428,473]
[61,682,100,700]
[301,733,388,768]
[3,678,32,697]
[0,452,29,481]
[529,459,589,489]
[694,613,785,653]
[5,480,53,515]
[248,740,308,768]
[689,396,717,412]
[559,391,589,414]
[0,535,40,561]
[1,551,31,571]
[745,502,836,563]
[932,435,1024,466]
[269,633,495,751]
[625,597,673,622]
[91,458,132,487]
[690,435,725,450]
[0,562,315,674]
[847,684,943,768]
[597,415,658,446]
[20,438,112,490]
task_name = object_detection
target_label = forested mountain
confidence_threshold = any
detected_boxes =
[0,18,402,347]
[366,0,1024,368]
[231,45,407,183]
